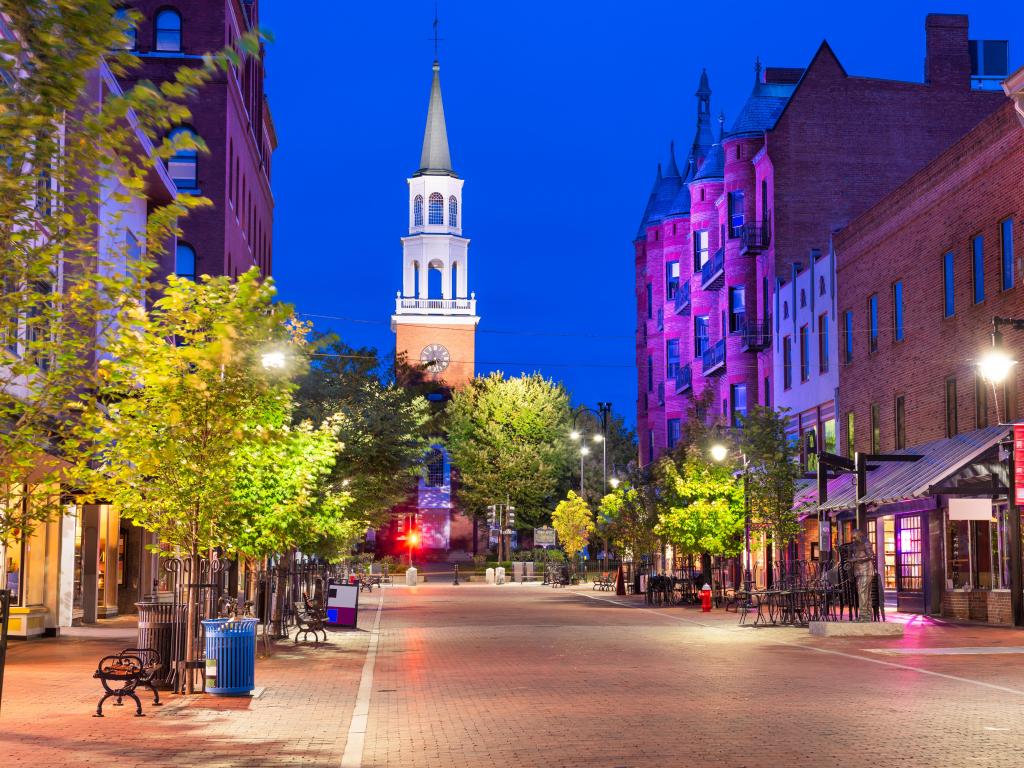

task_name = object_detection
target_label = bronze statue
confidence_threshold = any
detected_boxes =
[849,529,876,622]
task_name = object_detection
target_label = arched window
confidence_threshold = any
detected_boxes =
[448,196,458,227]
[413,195,423,227]
[114,7,136,50]
[167,127,198,190]
[428,192,443,225]
[175,242,196,281]
[155,8,182,52]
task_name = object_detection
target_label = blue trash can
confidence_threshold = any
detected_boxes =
[202,618,258,696]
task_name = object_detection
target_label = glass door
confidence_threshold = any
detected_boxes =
[896,513,924,613]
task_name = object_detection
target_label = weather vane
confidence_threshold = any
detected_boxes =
[431,2,443,59]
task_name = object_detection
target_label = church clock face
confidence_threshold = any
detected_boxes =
[420,343,450,374]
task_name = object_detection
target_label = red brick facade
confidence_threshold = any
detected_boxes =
[836,101,1024,454]
[122,0,276,280]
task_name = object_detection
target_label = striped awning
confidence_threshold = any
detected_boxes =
[816,425,1009,513]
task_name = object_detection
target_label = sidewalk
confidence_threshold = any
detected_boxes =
[0,596,379,767]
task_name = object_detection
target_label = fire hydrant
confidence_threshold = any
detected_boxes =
[700,583,712,613]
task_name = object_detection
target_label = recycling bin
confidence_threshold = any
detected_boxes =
[202,618,258,696]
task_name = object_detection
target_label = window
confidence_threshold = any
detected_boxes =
[646,283,653,320]
[945,376,958,438]
[976,372,989,429]
[783,335,793,390]
[844,310,853,363]
[823,418,836,454]
[803,428,818,471]
[1001,218,1015,291]
[972,235,985,304]
[818,313,829,373]
[870,404,880,454]
[425,448,445,487]
[167,127,198,190]
[155,8,182,52]
[892,280,904,341]
[666,261,680,300]
[943,251,955,317]
[731,383,747,427]
[693,230,709,270]
[175,242,196,280]
[729,286,745,333]
[448,196,458,227]
[647,355,653,392]
[728,190,744,236]
[35,169,51,217]
[428,192,444,225]
[114,7,136,49]
[694,315,709,357]
[799,324,810,382]
[868,294,878,352]
[666,338,680,379]
[667,418,681,449]
[895,395,906,449]
[413,195,423,226]
[763,375,770,406]
[819,276,826,296]
[846,412,855,458]
[647,430,654,464]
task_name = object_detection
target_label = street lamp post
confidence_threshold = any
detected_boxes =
[711,442,752,593]
[571,403,612,574]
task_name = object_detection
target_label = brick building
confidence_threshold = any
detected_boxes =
[830,90,1024,622]
[635,14,1005,466]
[121,0,276,280]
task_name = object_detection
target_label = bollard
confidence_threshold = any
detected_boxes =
[453,563,460,586]
[405,566,418,586]
[495,566,506,585]
[485,567,495,584]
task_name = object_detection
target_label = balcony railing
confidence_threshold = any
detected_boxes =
[674,363,692,393]
[673,280,691,315]
[657,381,665,406]
[739,222,771,254]
[701,337,726,375]
[700,247,725,290]
[740,316,773,351]
[395,294,477,316]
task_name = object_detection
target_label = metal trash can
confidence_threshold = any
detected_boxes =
[202,618,258,696]
[136,602,186,686]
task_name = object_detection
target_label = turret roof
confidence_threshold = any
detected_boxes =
[415,61,454,176]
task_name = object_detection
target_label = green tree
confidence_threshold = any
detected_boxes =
[78,270,296,691]
[597,470,661,565]
[293,338,432,530]
[655,447,744,557]
[446,372,573,526]
[738,406,803,546]
[0,2,262,542]
[551,490,594,560]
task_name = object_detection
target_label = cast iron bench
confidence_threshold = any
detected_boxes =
[293,601,328,645]
[93,648,162,717]
[593,572,616,591]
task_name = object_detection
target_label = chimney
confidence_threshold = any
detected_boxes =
[924,14,971,89]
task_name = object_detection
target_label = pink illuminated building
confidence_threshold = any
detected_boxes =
[635,14,1006,463]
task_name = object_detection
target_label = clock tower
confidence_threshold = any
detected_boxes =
[392,58,478,389]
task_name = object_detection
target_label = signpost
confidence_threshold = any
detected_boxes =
[534,526,556,548]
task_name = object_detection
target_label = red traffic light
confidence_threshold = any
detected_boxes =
[408,531,420,546]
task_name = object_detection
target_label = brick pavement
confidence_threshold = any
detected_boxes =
[6,585,1024,767]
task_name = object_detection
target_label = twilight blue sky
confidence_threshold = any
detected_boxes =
[261,0,1022,426]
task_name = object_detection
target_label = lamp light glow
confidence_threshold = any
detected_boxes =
[979,348,1017,384]
[609,477,621,489]
[710,443,729,463]
[570,430,581,441]
[580,446,591,456]
[261,350,286,370]
[593,434,604,443]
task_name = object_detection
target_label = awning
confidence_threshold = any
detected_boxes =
[816,425,1010,513]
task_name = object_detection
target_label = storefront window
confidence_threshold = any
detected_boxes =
[896,514,923,593]
[883,516,896,590]
[5,537,23,605]
[946,518,971,589]
[946,508,999,590]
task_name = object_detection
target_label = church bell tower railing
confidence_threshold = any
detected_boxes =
[395,295,477,315]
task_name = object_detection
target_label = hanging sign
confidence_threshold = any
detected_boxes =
[1015,426,1024,505]
[534,526,556,547]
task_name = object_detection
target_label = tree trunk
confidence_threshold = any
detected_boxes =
[184,546,199,695]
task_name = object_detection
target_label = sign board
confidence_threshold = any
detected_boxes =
[1015,425,1024,505]
[534,526,556,547]
[949,498,995,521]
[325,581,360,629]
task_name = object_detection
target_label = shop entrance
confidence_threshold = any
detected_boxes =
[895,513,925,613]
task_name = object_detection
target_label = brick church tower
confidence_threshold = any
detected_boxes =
[391,59,479,388]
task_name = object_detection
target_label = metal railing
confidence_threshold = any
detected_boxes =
[674,363,692,393]
[739,222,771,253]
[740,316,773,351]
[702,337,726,374]
[700,247,725,289]
[673,280,691,314]
[394,296,477,315]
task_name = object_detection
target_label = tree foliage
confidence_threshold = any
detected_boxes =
[597,469,661,562]
[445,372,572,526]
[293,338,432,530]
[551,490,594,560]
[654,448,744,556]
[0,1,264,542]
[737,406,803,545]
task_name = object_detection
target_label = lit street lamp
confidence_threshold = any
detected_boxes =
[261,350,287,370]
[711,442,752,592]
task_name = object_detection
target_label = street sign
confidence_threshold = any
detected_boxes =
[1015,425,1024,504]
[501,529,513,535]
[534,526,556,547]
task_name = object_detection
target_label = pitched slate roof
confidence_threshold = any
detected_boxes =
[692,140,724,181]
[729,80,797,137]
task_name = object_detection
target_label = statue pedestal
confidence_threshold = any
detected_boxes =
[809,621,904,637]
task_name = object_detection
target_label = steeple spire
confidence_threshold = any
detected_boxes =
[416,60,454,176]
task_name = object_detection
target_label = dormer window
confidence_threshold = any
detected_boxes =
[448,196,458,227]
[155,8,182,52]
[428,192,443,225]
[413,195,423,226]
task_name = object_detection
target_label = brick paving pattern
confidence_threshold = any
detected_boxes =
[6,585,1024,766]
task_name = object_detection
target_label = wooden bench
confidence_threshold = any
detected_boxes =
[593,571,616,591]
